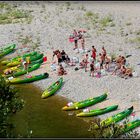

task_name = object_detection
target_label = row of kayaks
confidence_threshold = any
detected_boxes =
[0,44,46,82]
[41,78,140,135]
[0,44,16,58]
[1,44,140,136]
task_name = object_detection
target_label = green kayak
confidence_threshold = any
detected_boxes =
[7,72,49,84]
[76,105,118,117]
[6,53,43,67]
[30,57,44,65]
[62,93,108,111]
[0,44,16,58]
[120,119,140,135]
[4,63,41,77]
[1,51,37,65]
[41,77,63,99]
[3,57,43,75]
[93,106,133,129]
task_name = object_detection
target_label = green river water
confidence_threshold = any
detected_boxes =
[0,58,91,138]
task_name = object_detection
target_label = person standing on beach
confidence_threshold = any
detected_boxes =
[73,29,78,50]
[91,46,97,61]
[99,53,104,70]
[52,50,59,61]
[102,47,107,57]
[80,35,85,50]
[104,56,111,71]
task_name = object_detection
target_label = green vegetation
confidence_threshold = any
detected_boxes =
[18,35,41,52]
[99,16,113,28]
[126,22,132,26]
[0,74,24,137]
[0,2,32,24]
[85,11,99,19]
[129,37,140,43]
[89,118,140,138]
[84,11,114,33]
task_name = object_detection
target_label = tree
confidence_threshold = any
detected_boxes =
[0,74,24,137]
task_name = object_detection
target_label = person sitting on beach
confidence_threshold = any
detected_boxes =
[90,61,95,77]
[104,55,111,71]
[120,56,126,65]
[79,54,89,72]
[61,50,66,62]
[99,53,105,70]
[123,68,133,78]
[111,61,121,75]
[57,64,67,76]
[4,69,13,75]
[56,50,63,65]
[52,50,59,61]
[65,54,71,64]
[119,65,127,77]
[91,45,97,61]
[115,55,122,63]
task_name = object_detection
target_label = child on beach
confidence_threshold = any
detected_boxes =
[57,64,67,76]
[79,54,89,72]
[90,61,95,77]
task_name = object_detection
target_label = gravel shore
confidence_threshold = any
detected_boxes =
[1,1,140,136]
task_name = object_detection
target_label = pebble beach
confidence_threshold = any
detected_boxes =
[1,1,140,136]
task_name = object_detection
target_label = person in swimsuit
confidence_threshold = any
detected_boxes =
[120,65,127,77]
[73,29,78,50]
[102,47,107,57]
[99,53,104,70]
[61,50,66,62]
[80,35,85,50]
[90,62,95,77]
[57,64,67,76]
[111,62,121,75]
[120,56,126,65]
[123,68,133,78]
[91,46,97,61]
[104,56,111,71]
[56,51,63,65]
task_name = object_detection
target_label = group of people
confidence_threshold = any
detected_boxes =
[112,55,133,78]
[51,29,133,79]
[79,46,111,77]
[70,29,86,51]
[52,49,70,76]
[78,44,133,78]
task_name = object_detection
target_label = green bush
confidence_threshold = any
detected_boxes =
[100,16,113,27]
[0,74,24,137]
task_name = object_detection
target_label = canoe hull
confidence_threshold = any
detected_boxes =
[8,73,49,84]
[76,105,118,117]
[62,93,108,111]
[41,77,63,99]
